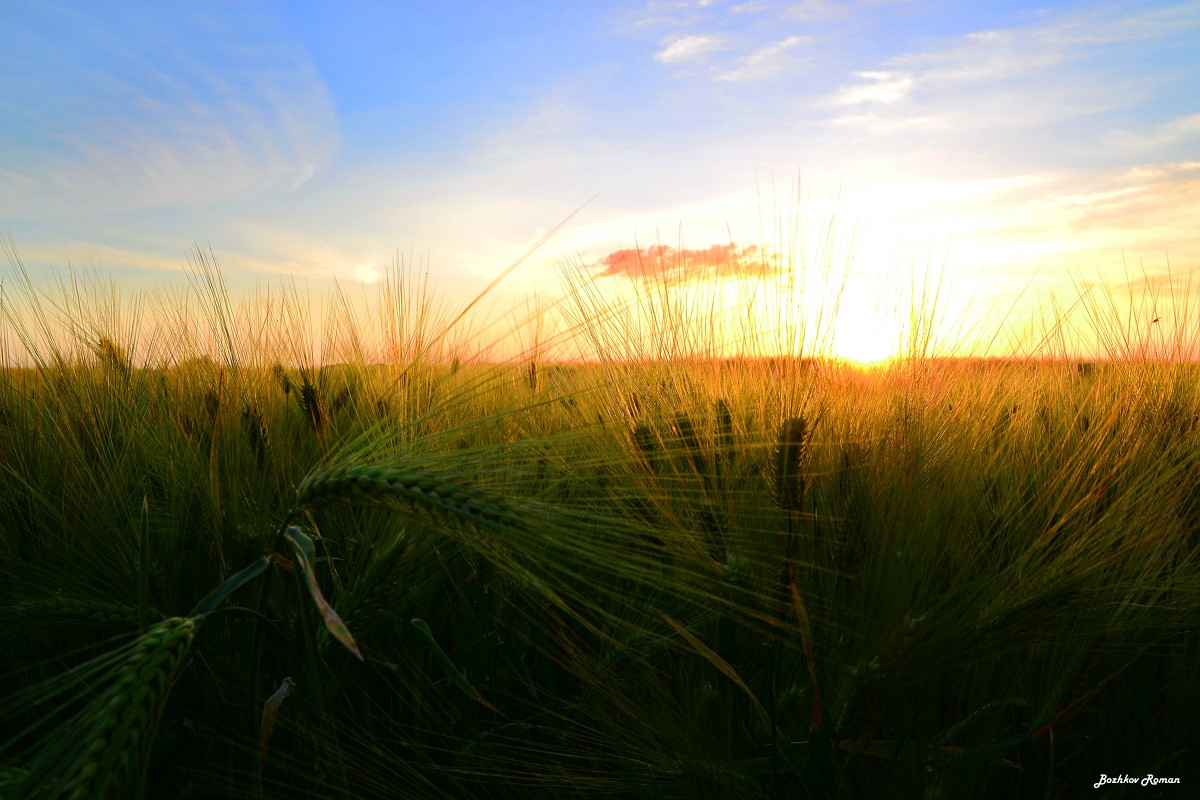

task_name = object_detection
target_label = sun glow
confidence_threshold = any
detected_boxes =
[829,309,905,365]
[822,265,910,364]
[568,240,945,366]
[357,263,382,283]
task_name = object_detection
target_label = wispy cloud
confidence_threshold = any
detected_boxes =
[632,2,817,81]
[628,0,730,29]
[13,242,189,278]
[0,5,337,219]
[715,35,812,81]
[654,34,725,63]
[838,160,1200,272]
[779,0,920,22]
[989,161,1200,250]
[832,70,913,104]
[858,3,1200,91]
[821,3,1200,142]
[1111,112,1200,150]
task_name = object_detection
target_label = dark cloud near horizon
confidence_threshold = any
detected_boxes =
[592,243,783,283]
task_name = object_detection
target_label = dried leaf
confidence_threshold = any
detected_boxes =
[258,676,295,771]
[284,526,363,660]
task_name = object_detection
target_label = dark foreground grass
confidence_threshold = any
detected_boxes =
[0,260,1197,798]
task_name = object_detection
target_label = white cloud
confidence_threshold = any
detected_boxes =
[817,3,1198,143]
[628,0,735,29]
[889,28,1070,85]
[13,242,189,278]
[832,70,913,104]
[885,4,1199,89]
[778,0,835,22]
[847,161,1200,267]
[715,35,812,81]
[1112,112,1200,150]
[780,0,921,23]
[827,112,947,133]
[654,34,724,63]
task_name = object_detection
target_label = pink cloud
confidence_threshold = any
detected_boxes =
[592,243,781,282]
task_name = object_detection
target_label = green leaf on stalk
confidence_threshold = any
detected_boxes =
[656,610,767,720]
[189,556,270,619]
[411,617,500,713]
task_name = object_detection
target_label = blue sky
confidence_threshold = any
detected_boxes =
[2,0,1198,360]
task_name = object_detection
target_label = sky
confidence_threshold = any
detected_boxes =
[2,0,1198,363]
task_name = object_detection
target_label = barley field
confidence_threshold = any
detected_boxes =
[1,255,1197,799]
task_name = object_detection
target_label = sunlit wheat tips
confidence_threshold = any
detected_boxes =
[295,463,522,532]
[92,336,131,382]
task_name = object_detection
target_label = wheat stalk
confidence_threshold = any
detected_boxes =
[715,398,734,473]
[92,336,131,380]
[295,463,521,532]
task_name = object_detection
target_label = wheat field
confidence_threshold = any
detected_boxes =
[0,251,1197,799]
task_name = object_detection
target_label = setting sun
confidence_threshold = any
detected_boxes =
[829,310,904,365]
[822,266,911,364]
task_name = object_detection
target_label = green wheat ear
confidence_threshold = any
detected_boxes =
[631,423,662,475]
[13,596,142,627]
[298,379,322,430]
[12,617,195,800]
[776,416,809,514]
[527,359,539,392]
[295,463,521,532]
